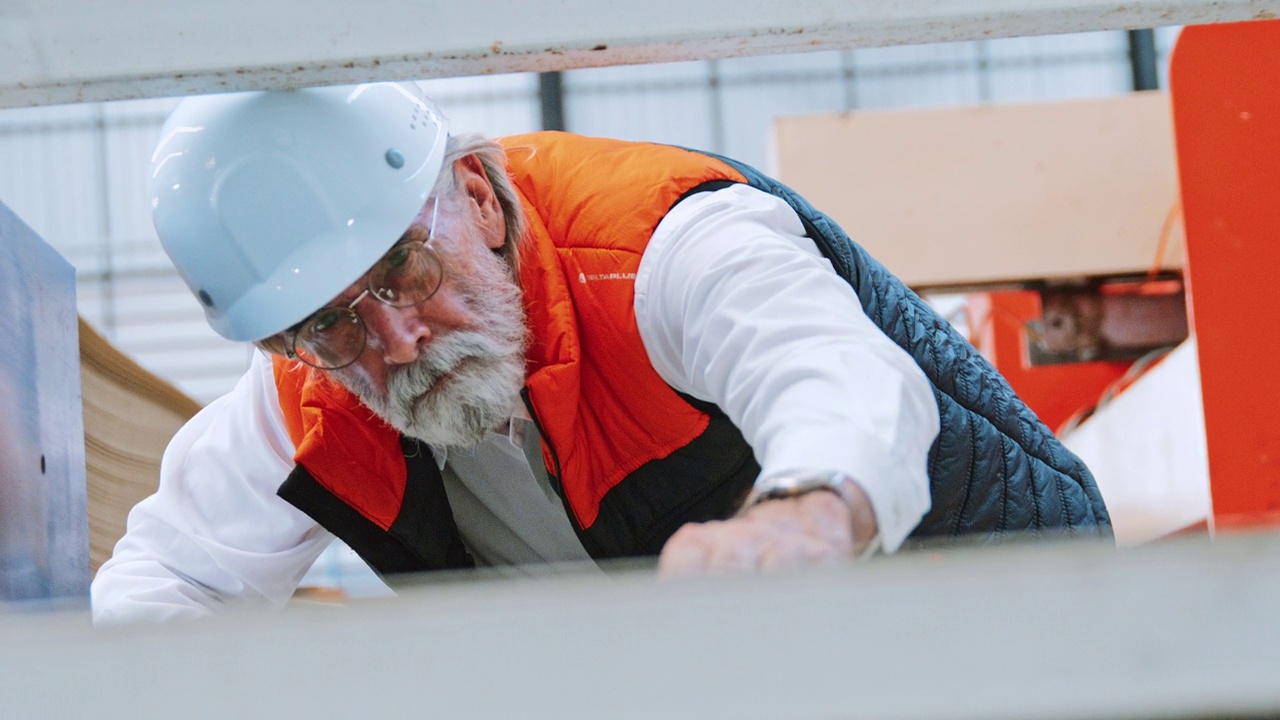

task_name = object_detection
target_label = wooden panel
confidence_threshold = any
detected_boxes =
[773,91,1184,288]
[80,318,202,575]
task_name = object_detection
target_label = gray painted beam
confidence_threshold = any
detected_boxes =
[2,0,1279,108]
[4,532,1280,718]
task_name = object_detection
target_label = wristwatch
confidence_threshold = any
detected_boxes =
[741,471,860,512]
[741,471,882,560]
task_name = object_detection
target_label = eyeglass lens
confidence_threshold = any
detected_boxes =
[370,242,445,306]
[291,242,445,370]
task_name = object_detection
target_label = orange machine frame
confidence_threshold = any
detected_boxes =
[967,290,1133,435]
[1171,20,1280,531]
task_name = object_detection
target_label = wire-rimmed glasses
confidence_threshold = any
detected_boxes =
[286,203,444,370]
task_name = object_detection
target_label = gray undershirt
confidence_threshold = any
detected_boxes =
[439,417,597,572]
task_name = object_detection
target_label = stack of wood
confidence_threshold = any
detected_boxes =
[80,317,202,574]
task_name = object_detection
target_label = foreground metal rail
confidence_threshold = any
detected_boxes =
[2,0,1278,108]
[4,531,1280,718]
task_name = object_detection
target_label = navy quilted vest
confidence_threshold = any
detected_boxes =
[702,152,1113,541]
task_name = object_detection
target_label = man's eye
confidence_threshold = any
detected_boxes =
[383,246,411,272]
[309,309,344,334]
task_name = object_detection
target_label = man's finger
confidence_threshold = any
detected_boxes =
[703,525,764,574]
[756,533,834,570]
[657,523,715,578]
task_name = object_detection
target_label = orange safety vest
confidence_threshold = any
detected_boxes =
[274,132,759,570]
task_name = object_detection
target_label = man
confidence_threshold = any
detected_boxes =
[92,82,1109,624]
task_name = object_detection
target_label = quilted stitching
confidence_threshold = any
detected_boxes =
[708,152,1112,540]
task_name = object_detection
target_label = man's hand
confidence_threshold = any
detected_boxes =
[656,479,879,578]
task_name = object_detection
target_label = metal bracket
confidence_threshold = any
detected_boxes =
[1025,275,1188,366]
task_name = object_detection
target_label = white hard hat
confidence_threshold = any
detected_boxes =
[149,82,449,342]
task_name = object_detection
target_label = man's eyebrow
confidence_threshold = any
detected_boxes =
[397,219,432,245]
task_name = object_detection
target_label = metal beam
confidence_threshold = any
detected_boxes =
[1129,28,1162,90]
[5,533,1280,717]
[538,72,566,132]
[0,200,87,602]
[2,0,1278,108]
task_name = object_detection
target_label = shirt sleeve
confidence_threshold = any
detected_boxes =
[633,184,939,552]
[90,350,333,625]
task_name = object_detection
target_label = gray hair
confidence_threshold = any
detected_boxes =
[434,132,527,277]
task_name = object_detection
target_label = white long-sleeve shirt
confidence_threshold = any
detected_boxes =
[91,184,939,624]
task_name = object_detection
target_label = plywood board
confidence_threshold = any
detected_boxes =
[80,317,202,575]
[773,91,1184,289]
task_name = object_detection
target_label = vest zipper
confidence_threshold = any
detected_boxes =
[519,387,592,546]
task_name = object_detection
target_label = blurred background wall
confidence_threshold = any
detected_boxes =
[0,29,1178,405]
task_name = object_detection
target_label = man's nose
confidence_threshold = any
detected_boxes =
[363,302,432,365]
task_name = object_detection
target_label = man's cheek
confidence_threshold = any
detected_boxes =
[336,361,387,402]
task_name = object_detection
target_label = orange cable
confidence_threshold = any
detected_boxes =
[1146,199,1183,286]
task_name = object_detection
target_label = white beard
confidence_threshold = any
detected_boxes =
[340,247,527,449]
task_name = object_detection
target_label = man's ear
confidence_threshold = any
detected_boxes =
[457,154,505,251]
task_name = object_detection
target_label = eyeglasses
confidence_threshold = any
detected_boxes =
[286,202,444,370]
